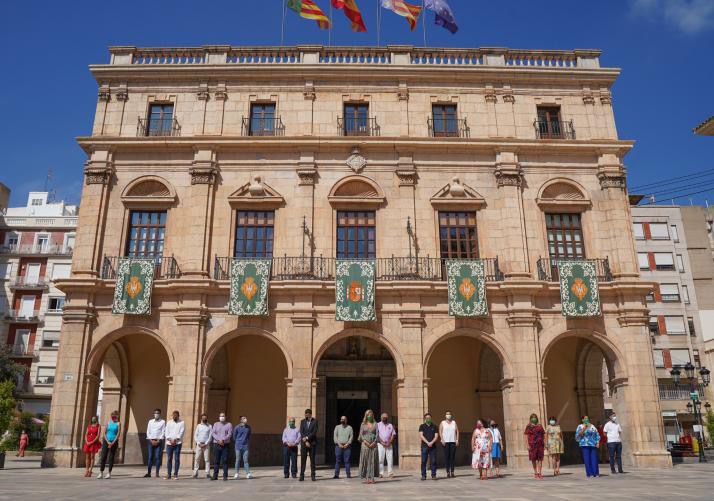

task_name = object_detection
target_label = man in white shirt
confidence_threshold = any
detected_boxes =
[603,413,624,474]
[193,414,212,478]
[165,410,185,480]
[144,408,166,478]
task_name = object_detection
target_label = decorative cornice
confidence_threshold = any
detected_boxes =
[505,311,539,327]
[297,168,318,186]
[197,86,210,101]
[582,94,596,105]
[303,81,316,101]
[397,83,409,101]
[598,173,626,190]
[214,84,228,101]
[495,171,522,187]
[98,86,111,102]
[399,315,425,327]
[291,315,317,327]
[84,166,114,185]
[484,92,498,104]
[502,93,515,103]
[190,166,218,185]
[114,89,128,102]
[395,169,418,186]
[600,90,612,105]
[175,310,209,326]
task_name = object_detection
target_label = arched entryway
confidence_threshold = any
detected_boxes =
[315,334,398,466]
[93,333,171,465]
[426,335,506,466]
[205,334,289,466]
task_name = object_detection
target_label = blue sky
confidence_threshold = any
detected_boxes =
[1,0,713,207]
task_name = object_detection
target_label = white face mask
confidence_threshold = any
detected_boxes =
[446,415,452,421]
[611,416,617,422]
[219,416,226,423]
[154,414,160,419]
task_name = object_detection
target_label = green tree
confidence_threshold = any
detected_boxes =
[0,381,16,451]
[0,345,24,385]
[705,410,714,447]
[7,412,47,452]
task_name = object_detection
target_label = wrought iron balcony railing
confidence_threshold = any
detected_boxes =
[241,117,285,136]
[214,256,503,283]
[534,119,576,140]
[137,117,181,137]
[101,255,182,280]
[9,276,49,290]
[658,383,706,401]
[337,117,380,137]
[0,244,73,256]
[3,310,42,323]
[428,117,470,138]
[537,257,613,282]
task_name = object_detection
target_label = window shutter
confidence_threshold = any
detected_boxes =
[662,350,672,369]
[643,223,652,240]
[658,315,667,335]
[647,253,656,270]
[653,284,662,302]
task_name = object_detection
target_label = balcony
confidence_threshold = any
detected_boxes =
[8,345,36,358]
[137,117,181,137]
[3,310,42,323]
[428,117,470,138]
[9,276,49,291]
[659,383,706,401]
[214,256,503,282]
[0,244,73,256]
[537,257,613,282]
[534,119,576,140]
[101,256,182,280]
[337,117,380,137]
[241,117,285,136]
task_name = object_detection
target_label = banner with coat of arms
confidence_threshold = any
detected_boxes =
[228,259,271,316]
[335,260,376,321]
[446,259,488,317]
[112,258,155,315]
[558,260,601,317]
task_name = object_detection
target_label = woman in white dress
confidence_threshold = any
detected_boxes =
[471,420,492,480]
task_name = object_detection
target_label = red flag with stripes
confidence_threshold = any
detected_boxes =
[332,0,367,32]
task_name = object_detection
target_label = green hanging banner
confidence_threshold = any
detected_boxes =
[228,259,271,316]
[112,258,155,315]
[335,260,376,321]
[447,259,488,317]
[558,260,601,317]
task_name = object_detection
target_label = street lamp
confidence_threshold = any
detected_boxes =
[670,365,710,463]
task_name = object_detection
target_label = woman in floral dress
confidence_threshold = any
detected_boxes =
[546,416,564,476]
[471,420,492,480]
[523,413,545,480]
[357,409,379,484]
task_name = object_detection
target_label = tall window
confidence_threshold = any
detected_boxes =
[146,103,174,136]
[536,106,563,138]
[36,367,55,385]
[546,213,584,260]
[234,211,274,258]
[343,103,369,136]
[431,104,458,137]
[439,211,478,258]
[337,211,375,259]
[126,211,166,258]
[249,103,276,136]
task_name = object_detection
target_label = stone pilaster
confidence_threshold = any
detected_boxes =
[397,314,426,470]
[494,151,529,278]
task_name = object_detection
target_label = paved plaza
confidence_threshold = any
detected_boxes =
[1,456,713,500]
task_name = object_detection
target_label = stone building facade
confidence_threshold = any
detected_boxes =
[43,45,671,470]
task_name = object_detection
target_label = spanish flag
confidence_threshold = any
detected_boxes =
[287,0,331,30]
[380,0,421,31]
[331,0,367,32]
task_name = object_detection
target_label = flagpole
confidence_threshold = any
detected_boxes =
[280,0,287,46]
[329,1,333,46]
[421,0,427,47]
[376,0,381,47]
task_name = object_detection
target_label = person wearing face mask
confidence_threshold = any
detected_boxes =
[144,408,166,478]
[281,417,301,479]
[523,413,545,479]
[546,416,564,476]
[97,411,121,479]
[192,414,212,479]
[488,421,503,479]
[165,410,185,480]
[357,409,379,484]
[83,415,102,478]
[603,413,624,474]
[576,415,600,478]
[439,411,459,478]
[377,412,396,478]
[333,415,354,479]
[419,413,439,480]
[233,415,253,479]
[471,420,492,480]
[299,408,318,481]
[211,412,233,481]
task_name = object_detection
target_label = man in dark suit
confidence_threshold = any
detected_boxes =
[299,408,318,481]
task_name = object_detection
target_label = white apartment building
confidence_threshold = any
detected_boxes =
[0,191,77,415]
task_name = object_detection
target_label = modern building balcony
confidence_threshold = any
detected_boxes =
[137,117,181,137]
[659,383,706,401]
[0,244,73,256]
[214,255,504,283]
[100,255,182,280]
[3,310,42,323]
[536,257,613,282]
[428,117,470,138]
[241,117,285,136]
[337,117,380,137]
[8,344,36,359]
[534,119,576,140]
[9,276,50,291]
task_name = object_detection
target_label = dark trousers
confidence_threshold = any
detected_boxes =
[581,446,600,477]
[99,440,118,473]
[607,442,623,473]
[334,445,351,477]
[300,443,316,478]
[443,442,456,473]
[283,446,298,477]
[147,440,164,475]
[212,444,230,479]
[421,446,437,478]
[166,443,182,477]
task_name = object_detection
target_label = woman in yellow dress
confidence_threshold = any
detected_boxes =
[546,416,564,476]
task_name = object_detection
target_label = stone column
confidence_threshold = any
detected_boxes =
[183,150,218,277]
[397,315,426,470]
[493,152,529,278]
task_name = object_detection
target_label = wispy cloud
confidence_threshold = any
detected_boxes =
[631,0,714,34]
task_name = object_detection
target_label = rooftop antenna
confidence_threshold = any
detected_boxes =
[44,168,53,192]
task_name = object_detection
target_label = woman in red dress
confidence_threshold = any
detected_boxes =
[17,430,29,457]
[523,413,545,479]
[83,416,102,477]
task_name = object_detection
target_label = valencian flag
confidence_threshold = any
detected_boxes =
[229,259,271,316]
[112,258,155,315]
[335,260,376,321]
[287,0,331,29]
[332,0,367,32]
[557,260,601,317]
[380,0,421,31]
[446,260,488,317]
[424,0,458,34]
